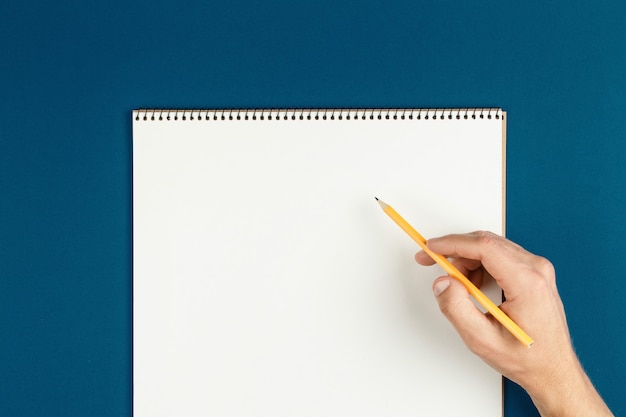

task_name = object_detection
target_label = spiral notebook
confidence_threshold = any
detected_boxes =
[133,108,505,417]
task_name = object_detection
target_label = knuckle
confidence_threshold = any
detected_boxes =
[534,256,555,277]
[523,256,556,287]
[439,297,462,318]
[474,230,501,249]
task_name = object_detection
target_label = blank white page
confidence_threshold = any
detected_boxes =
[133,108,505,417]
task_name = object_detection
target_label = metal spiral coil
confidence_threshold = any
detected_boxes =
[134,108,503,122]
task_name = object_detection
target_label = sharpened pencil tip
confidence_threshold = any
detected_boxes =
[375,197,388,210]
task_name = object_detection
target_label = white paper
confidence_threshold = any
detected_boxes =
[133,109,504,417]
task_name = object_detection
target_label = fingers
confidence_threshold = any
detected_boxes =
[415,245,484,287]
[426,231,524,267]
[431,277,501,356]
[418,231,553,296]
[414,250,436,265]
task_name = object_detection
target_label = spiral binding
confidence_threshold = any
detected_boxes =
[133,108,503,122]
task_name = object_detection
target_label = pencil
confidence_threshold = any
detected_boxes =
[375,197,534,348]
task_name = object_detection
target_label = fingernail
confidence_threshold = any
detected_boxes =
[433,280,451,296]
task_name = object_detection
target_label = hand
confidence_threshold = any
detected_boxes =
[414,231,612,417]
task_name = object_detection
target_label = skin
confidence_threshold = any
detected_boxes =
[414,231,612,417]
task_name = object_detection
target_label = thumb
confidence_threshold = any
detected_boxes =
[432,277,496,354]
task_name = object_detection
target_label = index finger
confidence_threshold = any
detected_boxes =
[425,231,549,294]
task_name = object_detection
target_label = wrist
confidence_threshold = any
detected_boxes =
[526,359,612,417]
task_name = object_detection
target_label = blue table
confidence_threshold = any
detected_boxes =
[1,1,624,415]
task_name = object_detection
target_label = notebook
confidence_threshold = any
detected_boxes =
[133,108,505,417]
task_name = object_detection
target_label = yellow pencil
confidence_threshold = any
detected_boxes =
[375,197,534,348]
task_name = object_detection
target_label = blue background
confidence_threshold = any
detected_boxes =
[1,1,624,415]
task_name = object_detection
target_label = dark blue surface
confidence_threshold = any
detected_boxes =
[1,1,624,415]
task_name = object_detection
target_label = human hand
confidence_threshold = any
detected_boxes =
[414,231,612,417]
